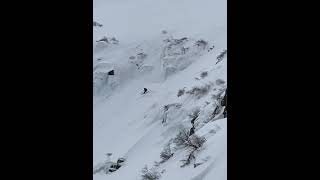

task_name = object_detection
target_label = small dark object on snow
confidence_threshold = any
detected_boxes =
[180,37,188,42]
[189,126,195,136]
[223,107,227,118]
[194,163,203,168]
[200,71,208,78]
[109,163,121,172]
[195,39,208,50]
[108,158,125,173]
[221,96,226,106]
[93,21,103,27]
[143,88,148,94]
[208,45,215,52]
[108,70,115,75]
[96,36,109,43]
[117,158,125,164]
[191,118,196,125]
[177,88,185,97]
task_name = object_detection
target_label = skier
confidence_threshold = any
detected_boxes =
[143,88,148,94]
[108,70,114,75]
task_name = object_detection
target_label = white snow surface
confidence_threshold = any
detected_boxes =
[93,0,227,179]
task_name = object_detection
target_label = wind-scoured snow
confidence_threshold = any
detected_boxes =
[93,0,226,179]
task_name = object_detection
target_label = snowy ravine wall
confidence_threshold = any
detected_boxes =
[93,0,227,180]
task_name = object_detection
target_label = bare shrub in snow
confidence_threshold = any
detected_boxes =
[141,166,161,180]
[161,36,208,79]
[166,127,207,168]
[173,128,206,149]
[96,36,119,44]
[162,103,182,123]
[186,84,211,99]
[93,153,113,174]
[189,134,206,149]
[200,71,208,78]
[173,127,190,148]
[96,36,109,43]
[195,39,208,49]
[179,135,206,168]
[177,88,185,97]
[194,162,203,168]
[216,50,227,64]
[110,37,119,44]
[93,21,103,27]
[180,150,196,167]
[160,143,173,163]
[189,108,200,125]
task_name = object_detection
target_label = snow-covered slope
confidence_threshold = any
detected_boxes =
[93,0,227,179]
